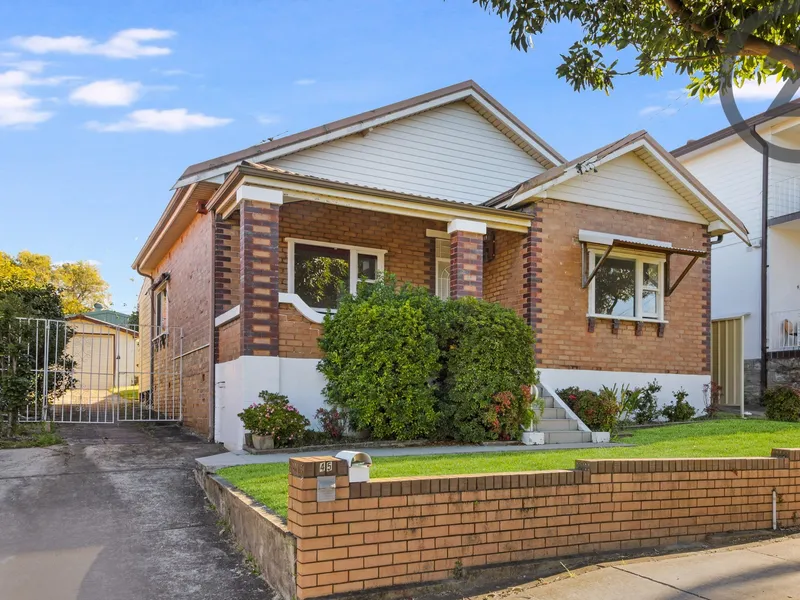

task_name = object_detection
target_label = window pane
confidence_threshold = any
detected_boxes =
[436,261,450,300]
[294,244,350,309]
[594,256,636,317]
[357,254,378,281]
[642,290,658,317]
[643,263,659,288]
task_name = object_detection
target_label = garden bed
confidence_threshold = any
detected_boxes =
[241,438,527,454]
[219,419,800,519]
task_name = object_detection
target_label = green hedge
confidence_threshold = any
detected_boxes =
[317,277,537,442]
[763,386,800,422]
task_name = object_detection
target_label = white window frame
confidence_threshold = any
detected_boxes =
[287,238,386,310]
[434,238,450,300]
[587,247,666,323]
[154,284,168,336]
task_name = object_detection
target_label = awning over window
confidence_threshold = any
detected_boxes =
[579,231,707,297]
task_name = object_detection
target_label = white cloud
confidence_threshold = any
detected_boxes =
[11,28,175,59]
[0,89,52,126]
[257,114,281,125]
[87,108,232,132]
[70,79,142,106]
[638,105,678,117]
[294,78,316,86]
[706,77,800,105]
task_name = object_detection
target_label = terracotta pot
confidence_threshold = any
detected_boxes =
[252,434,275,450]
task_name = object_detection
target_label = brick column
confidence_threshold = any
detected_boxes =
[287,457,351,599]
[448,219,486,299]
[522,204,543,360]
[213,216,240,362]
[239,186,282,357]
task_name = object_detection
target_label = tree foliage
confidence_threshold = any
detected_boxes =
[0,252,110,314]
[475,0,800,98]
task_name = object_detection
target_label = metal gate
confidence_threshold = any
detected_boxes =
[12,318,183,424]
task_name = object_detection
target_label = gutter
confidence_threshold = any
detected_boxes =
[753,126,770,397]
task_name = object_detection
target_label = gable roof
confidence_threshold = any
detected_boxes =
[67,314,138,336]
[174,80,565,188]
[672,98,800,157]
[486,130,749,243]
[79,306,131,327]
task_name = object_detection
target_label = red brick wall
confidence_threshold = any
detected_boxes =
[279,304,323,359]
[532,200,710,374]
[287,449,800,599]
[279,202,443,292]
[148,212,213,434]
[483,229,526,318]
[217,318,241,363]
[449,230,483,298]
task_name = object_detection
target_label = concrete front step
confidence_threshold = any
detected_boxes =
[536,418,579,431]
[542,407,566,419]
[543,430,593,444]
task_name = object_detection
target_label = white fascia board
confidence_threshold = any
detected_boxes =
[215,305,240,327]
[578,230,673,248]
[447,219,487,235]
[236,185,284,205]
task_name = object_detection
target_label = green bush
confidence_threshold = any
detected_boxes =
[318,279,440,440]
[439,298,537,442]
[763,386,800,422]
[317,277,537,442]
[557,386,618,432]
[661,388,696,422]
[632,379,662,424]
[237,391,310,447]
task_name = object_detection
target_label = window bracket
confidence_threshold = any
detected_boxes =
[581,242,614,289]
[664,254,700,297]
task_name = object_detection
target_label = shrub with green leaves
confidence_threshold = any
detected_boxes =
[317,277,537,442]
[632,379,662,424]
[661,388,696,422]
[318,279,440,440]
[763,386,800,422]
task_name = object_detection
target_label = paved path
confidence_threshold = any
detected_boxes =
[492,535,800,600]
[197,441,627,471]
[0,423,275,600]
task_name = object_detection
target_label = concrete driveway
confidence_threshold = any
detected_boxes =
[497,535,800,600]
[0,423,275,600]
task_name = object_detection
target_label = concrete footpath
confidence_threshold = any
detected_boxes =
[197,441,626,471]
[490,535,800,600]
[0,423,274,600]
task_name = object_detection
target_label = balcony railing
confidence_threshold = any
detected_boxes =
[771,310,800,351]
[769,176,800,222]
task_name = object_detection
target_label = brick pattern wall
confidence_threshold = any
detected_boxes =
[449,230,483,299]
[287,450,800,599]
[535,199,710,374]
[147,212,213,434]
[279,304,324,359]
[217,318,241,363]
[483,229,526,318]
[240,200,280,357]
[522,207,544,354]
[279,201,442,293]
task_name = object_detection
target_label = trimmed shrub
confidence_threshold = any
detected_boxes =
[318,277,538,442]
[661,388,696,422]
[763,386,800,422]
[632,379,662,424]
[439,298,537,442]
[557,386,618,432]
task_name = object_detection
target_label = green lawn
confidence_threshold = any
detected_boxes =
[217,420,800,519]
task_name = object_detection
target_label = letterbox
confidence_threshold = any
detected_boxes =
[334,451,373,483]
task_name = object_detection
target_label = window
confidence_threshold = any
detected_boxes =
[589,250,664,320]
[288,239,385,311]
[154,286,168,335]
[435,238,450,300]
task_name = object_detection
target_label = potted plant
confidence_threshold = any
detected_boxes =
[238,391,310,450]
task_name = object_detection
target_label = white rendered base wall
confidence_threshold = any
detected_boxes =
[214,356,327,452]
[539,369,712,413]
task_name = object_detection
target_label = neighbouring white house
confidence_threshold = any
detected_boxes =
[674,100,800,405]
[132,81,748,449]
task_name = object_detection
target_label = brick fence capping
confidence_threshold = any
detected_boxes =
[285,450,800,599]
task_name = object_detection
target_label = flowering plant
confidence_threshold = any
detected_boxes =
[315,407,347,440]
[238,391,310,447]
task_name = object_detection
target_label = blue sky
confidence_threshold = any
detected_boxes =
[0,0,784,312]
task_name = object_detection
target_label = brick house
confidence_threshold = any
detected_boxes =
[132,81,748,446]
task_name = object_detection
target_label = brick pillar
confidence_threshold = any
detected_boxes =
[448,219,486,299]
[287,456,351,599]
[213,216,240,362]
[522,204,543,360]
[239,187,282,357]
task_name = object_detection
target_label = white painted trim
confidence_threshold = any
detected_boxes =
[578,229,673,248]
[215,305,240,328]
[707,220,732,234]
[278,293,326,324]
[588,248,666,321]
[174,88,562,189]
[587,314,669,325]
[539,381,591,433]
[426,229,449,239]
[236,185,284,205]
[447,219,487,235]
[286,238,386,309]
[712,312,751,322]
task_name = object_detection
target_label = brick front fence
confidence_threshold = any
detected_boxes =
[286,451,800,599]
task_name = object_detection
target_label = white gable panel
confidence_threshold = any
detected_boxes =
[546,153,707,224]
[268,102,545,204]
